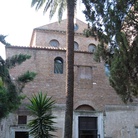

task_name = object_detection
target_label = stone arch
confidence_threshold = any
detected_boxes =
[75,104,95,111]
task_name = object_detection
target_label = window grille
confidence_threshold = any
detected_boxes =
[79,117,100,138]
[54,57,63,74]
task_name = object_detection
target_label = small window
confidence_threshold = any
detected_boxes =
[18,115,27,124]
[74,23,79,31]
[105,64,110,77]
[136,127,138,138]
[88,44,96,52]
[49,39,59,47]
[54,57,63,74]
[74,41,79,50]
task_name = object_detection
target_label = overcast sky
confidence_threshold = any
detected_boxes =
[0,0,86,59]
[0,0,86,46]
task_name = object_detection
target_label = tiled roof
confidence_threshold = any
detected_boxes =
[6,45,94,54]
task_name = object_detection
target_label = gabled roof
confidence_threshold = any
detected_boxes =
[35,18,88,33]
[30,18,88,46]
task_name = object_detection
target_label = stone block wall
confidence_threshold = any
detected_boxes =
[104,105,138,138]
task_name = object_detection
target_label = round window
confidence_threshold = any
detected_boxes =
[49,39,59,47]
[88,44,96,52]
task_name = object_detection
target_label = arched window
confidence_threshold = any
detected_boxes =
[54,57,63,74]
[74,23,79,31]
[49,39,59,47]
[74,41,79,50]
[88,44,96,52]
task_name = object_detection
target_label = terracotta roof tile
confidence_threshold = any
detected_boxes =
[7,45,93,54]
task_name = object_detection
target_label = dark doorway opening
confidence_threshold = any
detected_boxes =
[79,117,100,138]
[15,131,29,138]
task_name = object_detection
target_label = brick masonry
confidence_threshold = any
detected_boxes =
[7,19,123,110]
[2,18,138,138]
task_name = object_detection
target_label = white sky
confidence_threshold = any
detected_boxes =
[0,0,86,59]
[0,0,86,46]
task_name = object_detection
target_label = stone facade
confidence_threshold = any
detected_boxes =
[104,105,138,138]
[1,19,138,138]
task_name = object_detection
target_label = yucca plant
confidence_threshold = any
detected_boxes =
[27,92,56,138]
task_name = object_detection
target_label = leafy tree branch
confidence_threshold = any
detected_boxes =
[0,50,36,119]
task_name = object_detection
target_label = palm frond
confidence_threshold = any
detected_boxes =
[43,0,53,13]
[31,0,68,22]
[31,0,46,10]
[58,0,67,22]
[49,0,58,19]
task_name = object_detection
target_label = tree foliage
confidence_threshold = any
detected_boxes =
[31,0,67,22]
[0,34,11,46]
[110,33,138,103]
[83,0,137,43]
[82,0,138,102]
[0,43,36,119]
[27,92,56,138]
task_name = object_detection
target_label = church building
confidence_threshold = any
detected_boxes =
[1,19,138,138]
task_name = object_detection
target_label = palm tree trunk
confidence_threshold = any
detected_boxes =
[64,0,75,138]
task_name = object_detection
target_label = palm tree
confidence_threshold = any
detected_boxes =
[27,92,56,138]
[31,0,76,137]
[64,1,75,137]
